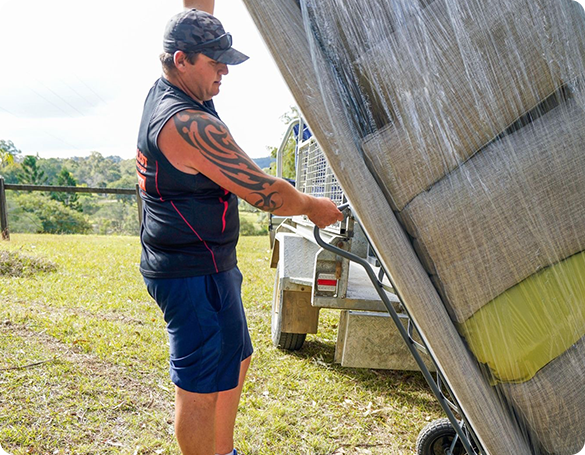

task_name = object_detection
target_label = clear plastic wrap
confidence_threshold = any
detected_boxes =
[243,0,585,453]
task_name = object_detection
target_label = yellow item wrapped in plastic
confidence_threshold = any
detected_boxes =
[459,251,585,383]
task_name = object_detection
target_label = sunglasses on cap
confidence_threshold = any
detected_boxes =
[190,32,232,52]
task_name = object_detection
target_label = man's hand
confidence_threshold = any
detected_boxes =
[183,0,214,14]
[305,197,344,229]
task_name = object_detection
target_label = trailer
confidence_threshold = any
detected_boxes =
[269,119,434,373]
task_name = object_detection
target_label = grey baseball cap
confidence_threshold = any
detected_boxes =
[163,9,249,65]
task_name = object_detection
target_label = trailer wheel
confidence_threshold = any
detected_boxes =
[416,418,472,455]
[271,267,306,350]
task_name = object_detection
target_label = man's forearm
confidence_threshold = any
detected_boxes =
[183,0,214,14]
[166,109,342,227]
[267,179,311,216]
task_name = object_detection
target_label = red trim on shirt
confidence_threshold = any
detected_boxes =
[220,189,229,233]
[155,161,164,201]
[170,200,219,273]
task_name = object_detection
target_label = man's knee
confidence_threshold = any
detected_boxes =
[176,386,219,412]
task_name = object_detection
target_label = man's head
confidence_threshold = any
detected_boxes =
[160,9,248,103]
[162,9,248,68]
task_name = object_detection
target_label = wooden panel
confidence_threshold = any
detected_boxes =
[281,290,320,334]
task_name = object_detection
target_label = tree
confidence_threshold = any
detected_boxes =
[73,152,121,187]
[270,136,297,180]
[91,202,139,236]
[51,168,82,211]
[280,106,301,125]
[0,140,21,167]
[119,158,137,177]
[40,157,65,184]
[108,174,138,203]
[268,107,300,180]
[17,155,48,185]
[0,162,20,184]
[10,192,91,234]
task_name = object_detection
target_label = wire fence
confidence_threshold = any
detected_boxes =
[0,178,268,240]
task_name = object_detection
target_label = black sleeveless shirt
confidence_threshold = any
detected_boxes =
[136,77,239,278]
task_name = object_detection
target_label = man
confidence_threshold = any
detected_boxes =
[136,2,343,455]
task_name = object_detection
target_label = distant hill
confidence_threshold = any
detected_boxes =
[253,156,275,170]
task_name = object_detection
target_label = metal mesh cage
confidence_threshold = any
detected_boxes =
[296,138,344,206]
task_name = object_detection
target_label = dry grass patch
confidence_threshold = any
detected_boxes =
[0,249,57,277]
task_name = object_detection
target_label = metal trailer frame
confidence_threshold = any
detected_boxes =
[270,119,486,454]
[270,119,423,370]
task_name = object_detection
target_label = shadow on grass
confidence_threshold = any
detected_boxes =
[288,338,443,411]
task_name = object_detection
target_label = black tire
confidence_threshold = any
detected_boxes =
[416,418,473,455]
[271,266,307,351]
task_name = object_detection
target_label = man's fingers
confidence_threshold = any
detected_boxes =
[308,197,346,228]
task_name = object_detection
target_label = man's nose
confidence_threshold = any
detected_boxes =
[220,64,229,75]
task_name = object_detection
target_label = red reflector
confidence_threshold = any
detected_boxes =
[317,279,337,287]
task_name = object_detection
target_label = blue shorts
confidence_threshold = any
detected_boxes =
[143,267,253,394]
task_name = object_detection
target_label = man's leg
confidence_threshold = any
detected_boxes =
[215,356,251,454]
[175,387,218,455]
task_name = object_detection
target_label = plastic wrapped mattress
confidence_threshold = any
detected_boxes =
[243,0,585,453]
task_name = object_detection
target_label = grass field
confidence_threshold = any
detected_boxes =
[0,234,443,454]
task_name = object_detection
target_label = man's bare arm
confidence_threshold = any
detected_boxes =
[174,111,284,212]
[183,0,214,14]
[158,110,343,227]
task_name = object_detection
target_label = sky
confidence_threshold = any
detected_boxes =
[0,0,296,160]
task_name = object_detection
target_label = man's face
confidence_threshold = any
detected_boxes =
[184,53,229,102]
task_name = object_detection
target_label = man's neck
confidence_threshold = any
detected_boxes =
[163,74,204,104]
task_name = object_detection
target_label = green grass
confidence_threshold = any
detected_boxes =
[0,234,442,454]
[239,211,260,224]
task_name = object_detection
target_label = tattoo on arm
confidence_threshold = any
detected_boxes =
[174,111,284,212]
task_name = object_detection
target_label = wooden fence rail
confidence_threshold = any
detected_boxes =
[0,177,142,240]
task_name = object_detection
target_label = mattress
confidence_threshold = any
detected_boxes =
[500,336,585,455]
[244,0,585,453]
[396,98,585,322]
[359,0,585,211]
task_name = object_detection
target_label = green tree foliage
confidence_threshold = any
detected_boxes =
[77,193,102,216]
[39,157,65,184]
[108,174,138,203]
[28,153,134,188]
[0,140,21,167]
[1,149,141,236]
[239,218,259,236]
[238,200,269,236]
[57,168,77,187]
[268,107,300,180]
[17,155,48,185]
[1,147,271,237]
[8,193,92,234]
[4,195,43,233]
[73,152,122,187]
[119,158,137,177]
[50,168,82,211]
[0,162,21,184]
[269,135,297,180]
[92,201,139,236]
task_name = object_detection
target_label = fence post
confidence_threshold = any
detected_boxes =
[135,184,143,227]
[0,177,9,240]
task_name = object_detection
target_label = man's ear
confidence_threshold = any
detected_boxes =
[173,51,188,71]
